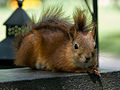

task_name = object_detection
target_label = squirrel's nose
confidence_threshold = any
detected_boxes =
[86,57,90,60]
[85,57,91,63]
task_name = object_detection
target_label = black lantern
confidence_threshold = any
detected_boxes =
[0,0,31,61]
[4,0,31,37]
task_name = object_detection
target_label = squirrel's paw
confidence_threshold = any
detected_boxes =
[94,69,101,77]
[74,68,101,77]
[89,68,101,77]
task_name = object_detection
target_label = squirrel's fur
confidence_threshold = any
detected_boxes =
[14,6,99,74]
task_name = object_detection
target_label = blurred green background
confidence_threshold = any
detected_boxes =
[0,0,120,56]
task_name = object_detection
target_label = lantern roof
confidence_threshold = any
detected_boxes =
[4,8,31,26]
[4,0,31,26]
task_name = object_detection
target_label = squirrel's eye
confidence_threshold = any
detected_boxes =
[92,52,94,57]
[74,44,79,49]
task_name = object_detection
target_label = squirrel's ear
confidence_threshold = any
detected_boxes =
[90,26,96,38]
[69,26,77,41]
[73,8,86,32]
[91,29,95,37]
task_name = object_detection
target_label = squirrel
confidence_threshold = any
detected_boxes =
[14,7,100,76]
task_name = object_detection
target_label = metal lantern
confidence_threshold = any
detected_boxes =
[0,0,31,60]
[4,0,31,37]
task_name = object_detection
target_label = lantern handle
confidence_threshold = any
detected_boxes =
[16,0,24,8]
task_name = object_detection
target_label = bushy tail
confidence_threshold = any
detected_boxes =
[14,6,70,50]
[13,20,35,50]
[15,7,43,49]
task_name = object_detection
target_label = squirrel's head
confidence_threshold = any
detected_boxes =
[68,8,96,67]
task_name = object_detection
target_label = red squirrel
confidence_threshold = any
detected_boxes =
[14,7,100,75]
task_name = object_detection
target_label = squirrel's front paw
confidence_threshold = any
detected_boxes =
[89,68,101,77]
[94,69,101,77]
[74,68,101,77]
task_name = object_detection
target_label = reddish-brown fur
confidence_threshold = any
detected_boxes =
[14,7,99,74]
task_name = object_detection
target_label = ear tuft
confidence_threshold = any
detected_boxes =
[73,8,94,32]
[73,8,86,32]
